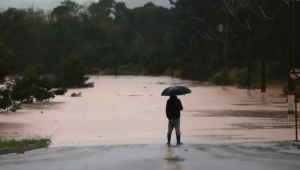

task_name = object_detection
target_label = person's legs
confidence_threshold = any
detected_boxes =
[174,119,183,145]
[167,119,174,145]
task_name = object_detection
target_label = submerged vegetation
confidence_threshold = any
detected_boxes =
[71,92,82,97]
[0,137,51,149]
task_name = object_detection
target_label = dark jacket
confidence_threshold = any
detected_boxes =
[166,96,183,120]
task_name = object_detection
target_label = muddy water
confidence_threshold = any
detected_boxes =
[0,76,299,146]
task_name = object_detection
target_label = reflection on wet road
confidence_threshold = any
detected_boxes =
[1,143,299,170]
[0,76,299,145]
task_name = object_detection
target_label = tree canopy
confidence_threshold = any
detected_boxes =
[0,0,298,81]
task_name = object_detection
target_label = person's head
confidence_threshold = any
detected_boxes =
[170,95,177,99]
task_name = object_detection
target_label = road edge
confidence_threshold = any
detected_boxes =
[0,143,45,155]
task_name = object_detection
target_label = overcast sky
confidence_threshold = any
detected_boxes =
[0,0,171,11]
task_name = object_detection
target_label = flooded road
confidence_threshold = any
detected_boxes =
[0,76,299,146]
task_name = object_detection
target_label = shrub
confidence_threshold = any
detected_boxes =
[174,70,182,78]
[139,69,148,76]
[212,71,223,85]
[9,64,68,104]
[118,63,141,75]
[163,68,172,76]
[228,67,247,86]
[54,54,93,88]
[212,67,260,88]
[99,68,115,75]
[71,92,82,97]
[280,85,300,103]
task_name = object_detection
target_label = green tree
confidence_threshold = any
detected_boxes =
[0,42,18,83]
[10,64,67,103]
[54,54,94,87]
[0,42,21,112]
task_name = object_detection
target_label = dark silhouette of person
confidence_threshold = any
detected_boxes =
[166,95,183,145]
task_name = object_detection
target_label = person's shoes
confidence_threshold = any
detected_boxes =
[177,142,183,145]
[167,134,171,145]
[176,134,183,145]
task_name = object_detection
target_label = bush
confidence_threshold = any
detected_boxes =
[163,68,172,76]
[0,88,13,112]
[212,67,260,88]
[280,85,300,102]
[212,71,223,85]
[98,64,142,76]
[90,67,100,74]
[0,80,22,112]
[9,64,68,104]
[71,92,82,97]
[174,70,182,78]
[118,63,141,75]
[139,69,148,76]
[228,67,247,86]
[53,88,68,96]
[81,77,94,87]
[54,54,93,88]
[99,68,115,75]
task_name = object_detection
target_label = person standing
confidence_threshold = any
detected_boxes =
[166,95,183,145]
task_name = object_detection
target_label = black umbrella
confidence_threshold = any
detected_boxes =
[161,86,191,96]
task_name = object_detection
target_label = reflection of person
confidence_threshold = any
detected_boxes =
[166,95,183,145]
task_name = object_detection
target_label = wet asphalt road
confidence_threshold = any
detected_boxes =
[1,142,300,170]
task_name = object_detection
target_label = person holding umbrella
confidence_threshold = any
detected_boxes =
[161,86,191,146]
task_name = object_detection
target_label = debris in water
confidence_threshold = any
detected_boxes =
[155,106,159,109]
[71,92,82,97]
[115,92,122,96]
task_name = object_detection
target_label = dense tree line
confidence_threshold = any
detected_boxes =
[0,0,299,83]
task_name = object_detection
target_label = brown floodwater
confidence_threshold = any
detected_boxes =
[0,76,299,146]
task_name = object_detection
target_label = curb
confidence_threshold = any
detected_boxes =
[0,144,43,155]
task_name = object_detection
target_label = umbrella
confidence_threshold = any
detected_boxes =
[161,86,191,96]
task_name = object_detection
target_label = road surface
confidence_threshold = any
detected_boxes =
[1,142,299,170]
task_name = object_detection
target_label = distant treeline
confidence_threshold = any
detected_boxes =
[0,0,299,84]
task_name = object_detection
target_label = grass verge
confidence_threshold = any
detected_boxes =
[0,137,51,149]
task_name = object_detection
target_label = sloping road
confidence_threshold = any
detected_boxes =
[1,142,300,170]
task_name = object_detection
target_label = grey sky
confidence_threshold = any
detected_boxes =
[0,0,171,11]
